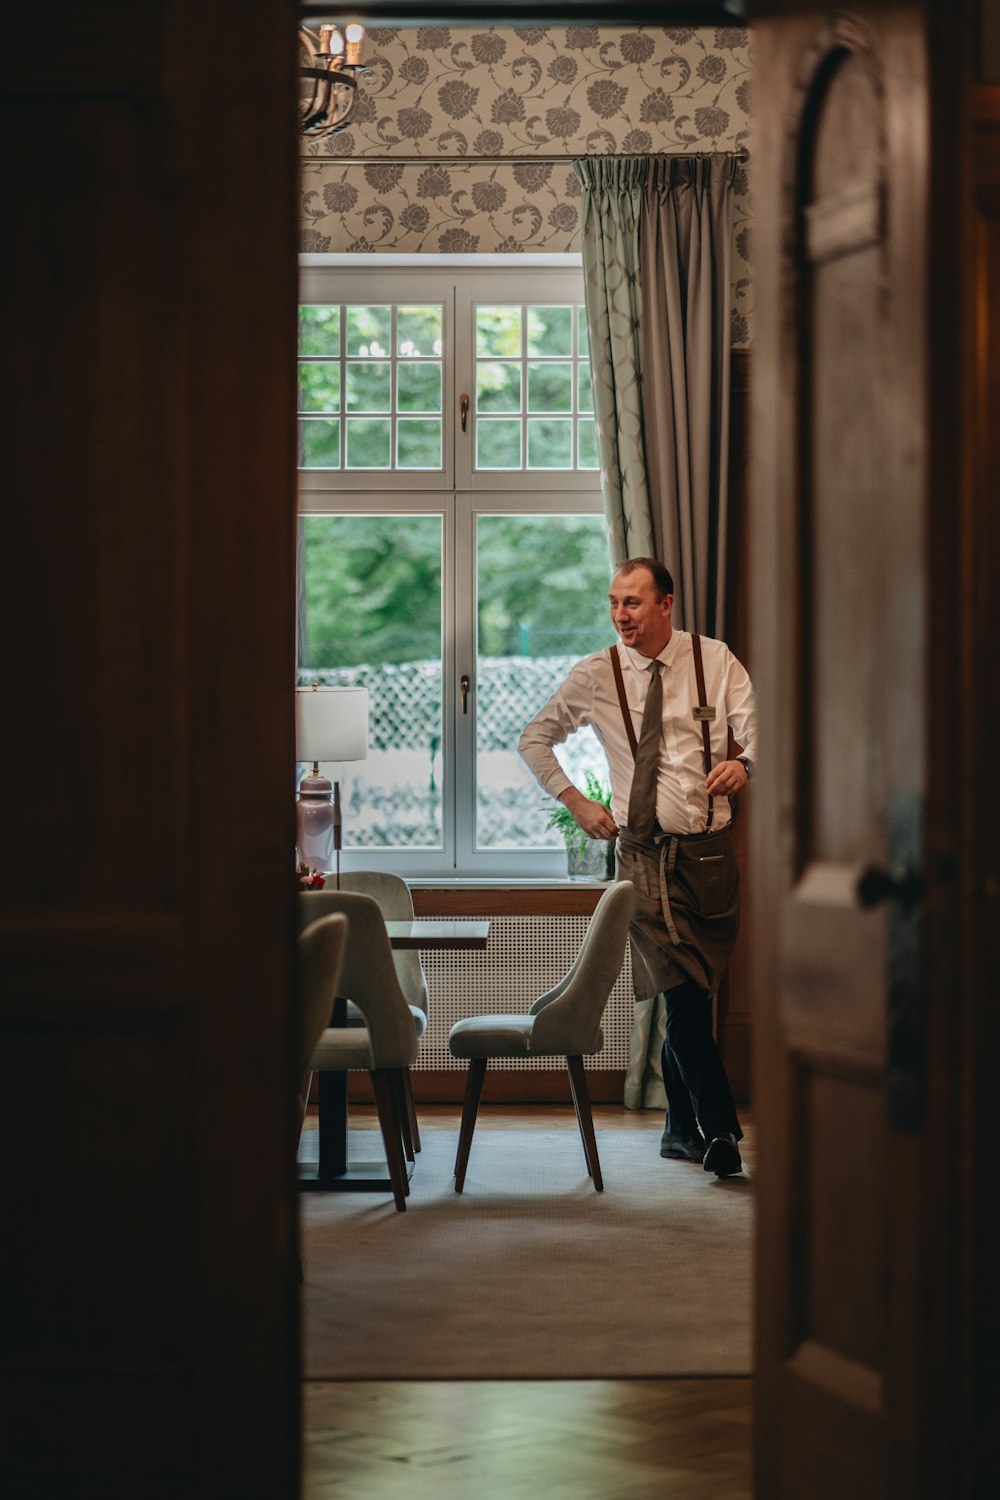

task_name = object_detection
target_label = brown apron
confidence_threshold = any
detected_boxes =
[608,642,741,1000]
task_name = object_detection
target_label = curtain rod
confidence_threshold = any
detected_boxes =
[301,150,749,165]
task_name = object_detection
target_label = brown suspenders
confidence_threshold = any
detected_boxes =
[608,646,638,756]
[608,636,715,832]
[690,633,715,831]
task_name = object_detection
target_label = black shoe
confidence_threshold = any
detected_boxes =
[703,1133,742,1178]
[660,1131,706,1162]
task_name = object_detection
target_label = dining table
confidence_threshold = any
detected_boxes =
[299,917,491,1192]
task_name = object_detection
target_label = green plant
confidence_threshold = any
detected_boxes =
[545,771,612,857]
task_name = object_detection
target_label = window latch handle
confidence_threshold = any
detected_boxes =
[460,393,469,433]
[461,674,470,714]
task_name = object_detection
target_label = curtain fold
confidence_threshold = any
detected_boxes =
[575,157,655,563]
[576,153,737,1109]
[640,155,736,637]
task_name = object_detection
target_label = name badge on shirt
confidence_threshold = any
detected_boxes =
[693,705,717,721]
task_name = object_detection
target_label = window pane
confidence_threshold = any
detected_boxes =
[345,417,391,468]
[476,362,521,413]
[578,420,599,470]
[527,305,572,356]
[397,305,442,357]
[298,418,340,468]
[527,418,573,468]
[476,305,522,357]
[577,364,594,413]
[298,515,444,850]
[346,305,392,357]
[577,306,589,358]
[476,418,521,469]
[298,363,341,413]
[475,513,615,849]
[527,362,573,412]
[345,361,391,412]
[397,418,442,468]
[299,305,340,356]
[397,363,441,413]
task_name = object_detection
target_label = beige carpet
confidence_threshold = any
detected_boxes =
[301,1127,752,1379]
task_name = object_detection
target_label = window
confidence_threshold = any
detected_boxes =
[297,263,614,877]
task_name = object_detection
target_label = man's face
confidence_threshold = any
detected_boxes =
[608,568,673,658]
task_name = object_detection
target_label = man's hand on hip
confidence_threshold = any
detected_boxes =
[559,786,618,841]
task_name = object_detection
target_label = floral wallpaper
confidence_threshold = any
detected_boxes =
[300,25,753,344]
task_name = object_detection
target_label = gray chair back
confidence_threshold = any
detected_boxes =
[296,912,348,1130]
[336,871,428,1016]
[528,880,636,1056]
[298,890,417,1070]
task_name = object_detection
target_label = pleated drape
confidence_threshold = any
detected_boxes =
[576,153,737,1108]
[639,155,736,637]
[575,157,655,563]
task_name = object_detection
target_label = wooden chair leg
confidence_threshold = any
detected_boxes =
[454,1057,488,1193]
[402,1067,421,1153]
[566,1061,593,1179]
[370,1069,409,1211]
[566,1055,603,1191]
[392,1069,415,1163]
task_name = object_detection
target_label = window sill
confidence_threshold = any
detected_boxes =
[409,880,612,917]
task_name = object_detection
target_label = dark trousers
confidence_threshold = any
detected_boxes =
[660,978,742,1143]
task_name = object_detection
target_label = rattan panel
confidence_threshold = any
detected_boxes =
[416,914,632,1072]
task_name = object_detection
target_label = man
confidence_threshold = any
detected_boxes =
[519,556,756,1178]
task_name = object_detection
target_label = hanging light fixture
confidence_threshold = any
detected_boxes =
[298,20,366,139]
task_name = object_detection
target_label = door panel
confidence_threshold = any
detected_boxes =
[752,7,929,1496]
[0,2,301,1493]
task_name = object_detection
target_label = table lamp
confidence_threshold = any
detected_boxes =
[295,684,369,887]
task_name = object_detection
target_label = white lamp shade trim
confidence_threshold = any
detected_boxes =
[296,686,369,763]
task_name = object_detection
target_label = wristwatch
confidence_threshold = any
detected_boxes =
[736,756,753,782]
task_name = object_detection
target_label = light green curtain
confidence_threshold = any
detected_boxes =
[576,154,737,1110]
[575,157,656,564]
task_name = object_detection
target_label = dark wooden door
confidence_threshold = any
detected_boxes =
[750,4,937,1495]
[0,2,301,1494]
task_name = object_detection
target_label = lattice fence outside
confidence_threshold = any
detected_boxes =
[414,913,633,1073]
[300,654,610,847]
[301,653,595,754]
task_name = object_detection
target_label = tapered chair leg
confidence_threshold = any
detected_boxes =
[391,1069,415,1164]
[569,1062,593,1176]
[566,1054,603,1191]
[454,1056,488,1193]
[370,1069,409,1211]
[402,1066,421,1153]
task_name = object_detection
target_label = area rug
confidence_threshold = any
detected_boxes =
[300,1127,752,1379]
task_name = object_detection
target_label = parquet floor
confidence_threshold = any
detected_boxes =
[302,1104,754,1500]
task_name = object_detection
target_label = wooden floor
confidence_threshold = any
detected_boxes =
[302,1104,754,1500]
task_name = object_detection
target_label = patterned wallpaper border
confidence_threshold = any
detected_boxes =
[299,26,753,344]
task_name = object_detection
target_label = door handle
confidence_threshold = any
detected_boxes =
[856,864,924,912]
[460,674,469,713]
[460,393,469,432]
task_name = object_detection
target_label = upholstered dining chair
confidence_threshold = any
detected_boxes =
[335,871,427,1152]
[336,871,428,1018]
[296,913,349,1147]
[296,913,348,1278]
[298,890,420,1211]
[298,877,426,1159]
[447,879,636,1194]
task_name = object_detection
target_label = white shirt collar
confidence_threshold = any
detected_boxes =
[622,628,685,673]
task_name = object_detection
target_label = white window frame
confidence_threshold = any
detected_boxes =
[297,257,606,879]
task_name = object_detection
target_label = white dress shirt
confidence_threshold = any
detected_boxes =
[518,630,757,836]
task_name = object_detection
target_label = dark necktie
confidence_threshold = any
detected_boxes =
[626,659,663,842]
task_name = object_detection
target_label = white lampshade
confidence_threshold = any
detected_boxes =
[296,685,368,764]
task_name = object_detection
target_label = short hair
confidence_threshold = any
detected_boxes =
[613,556,674,600]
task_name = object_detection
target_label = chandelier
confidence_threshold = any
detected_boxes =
[298,21,366,139]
